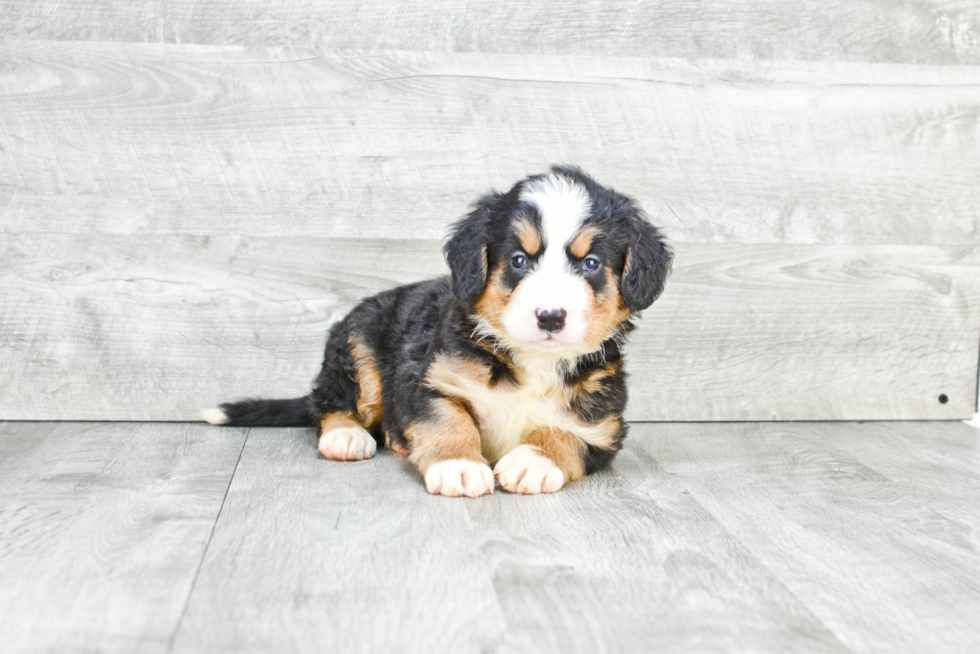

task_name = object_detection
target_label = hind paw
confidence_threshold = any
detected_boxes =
[319,427,377,461]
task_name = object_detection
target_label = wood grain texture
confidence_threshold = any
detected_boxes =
[169,427,509,654]
[632,244,980,421]
[2,235,977,421]
[2,42,979,245]
[633,421,980,653]
[4,420,978,652]
[169,425,848,653]
[0,421,248,654]
[0,234,448,421]
[2,1,979,65]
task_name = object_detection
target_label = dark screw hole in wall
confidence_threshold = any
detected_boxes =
[938,394,949,404]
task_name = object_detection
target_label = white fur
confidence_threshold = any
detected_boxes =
[429,353,613,464]
[424,459,495,498]
[318,426,377,461]
[503,173,593,352]
[199,408,229,425]
[494,444,564,494]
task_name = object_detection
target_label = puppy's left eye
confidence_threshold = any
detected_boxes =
[582,256,601,272]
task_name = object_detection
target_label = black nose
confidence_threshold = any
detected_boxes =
[535,308,567,334]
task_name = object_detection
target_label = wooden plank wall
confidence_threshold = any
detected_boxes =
[1,2,979,421]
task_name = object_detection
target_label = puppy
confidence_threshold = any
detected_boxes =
[202,166,672,497]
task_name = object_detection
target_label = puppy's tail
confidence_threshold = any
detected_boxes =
[200,396,315,427]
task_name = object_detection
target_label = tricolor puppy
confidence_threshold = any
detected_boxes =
[202,166,672,497]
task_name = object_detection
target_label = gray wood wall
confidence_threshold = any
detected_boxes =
[2,2,979,421]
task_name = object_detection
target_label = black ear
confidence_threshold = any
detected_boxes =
[621,217,673,312]
[444,192,498,305]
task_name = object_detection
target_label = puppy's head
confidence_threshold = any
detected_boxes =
[445,166,672,357]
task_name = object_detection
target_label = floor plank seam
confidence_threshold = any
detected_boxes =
[164,427,251,654]
[669,475,857,653]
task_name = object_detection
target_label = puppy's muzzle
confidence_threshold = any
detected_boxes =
[535,308,567,334]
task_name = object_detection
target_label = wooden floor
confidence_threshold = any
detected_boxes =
[1,420,979,653]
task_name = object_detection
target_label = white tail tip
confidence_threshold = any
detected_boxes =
[199,408,230,425]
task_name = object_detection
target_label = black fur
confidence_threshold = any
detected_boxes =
[219,396,314,427]
[546,165,672,312]
[212,166,672,489]
[445,193,498,306]
[621,219,672,312]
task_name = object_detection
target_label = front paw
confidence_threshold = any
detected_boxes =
[424,459,495,498]
[494,445,565,495]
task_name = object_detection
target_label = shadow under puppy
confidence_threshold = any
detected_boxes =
[203,166,672,497]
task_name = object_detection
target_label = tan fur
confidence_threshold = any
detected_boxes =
[477,233,628,357]
[583,266,631,349]
[569,225,601,259]
[473,262,511,331]
[515,217,542,256]
[427,353,493,395]
[575,360,623,396]
[623,245,642,286]
[348,334,384,428]
[406,398,486,474]
[320,411,362,434]
[385,431,409,456]
[473,243,488,284]
[425,351,617,463]
[579,415,621,450]
[523,428,587,481]
[429,223,629,468]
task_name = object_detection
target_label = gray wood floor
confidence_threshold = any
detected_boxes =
[1,420,978,653]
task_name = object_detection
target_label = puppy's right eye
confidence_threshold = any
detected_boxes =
[511,254,527,269]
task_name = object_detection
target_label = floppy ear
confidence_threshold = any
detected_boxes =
[444,192,499,305]
[621,217,673,312]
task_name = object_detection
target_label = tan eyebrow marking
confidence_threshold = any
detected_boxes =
[569,225,601,259]
[514,218,541,256]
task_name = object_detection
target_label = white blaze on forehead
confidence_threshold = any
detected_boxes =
[501,173,594,353]
[520,173,591,260]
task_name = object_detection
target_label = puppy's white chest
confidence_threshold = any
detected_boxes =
[472,381,568,463]
[426,354,584,463]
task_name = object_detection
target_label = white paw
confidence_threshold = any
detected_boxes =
[494,445,565,495]
[318,427,377,461]
[424,459,495,498]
